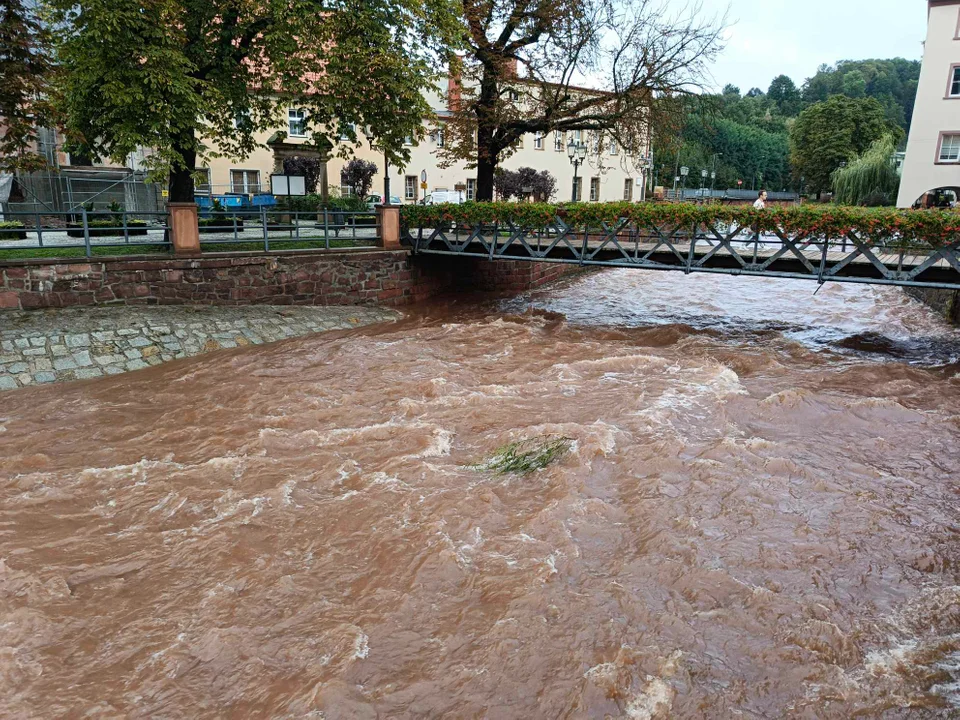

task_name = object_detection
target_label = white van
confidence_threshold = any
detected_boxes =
[420,191,466,205]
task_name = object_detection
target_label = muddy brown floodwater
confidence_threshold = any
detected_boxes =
[1,270,959,719]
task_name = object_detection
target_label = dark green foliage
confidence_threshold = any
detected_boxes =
[0,0,51,171]
[790,96,900,194]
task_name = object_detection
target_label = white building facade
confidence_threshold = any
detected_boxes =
[897,0,960,207]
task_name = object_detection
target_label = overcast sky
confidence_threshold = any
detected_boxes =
[699,0,928,92]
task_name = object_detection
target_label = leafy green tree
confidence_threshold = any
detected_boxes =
[790,96,899,194]
[841,69,867,98]
[831,134,900,206]
[0,0,51,171]
[48,0,460,202]
[767,75,801,116]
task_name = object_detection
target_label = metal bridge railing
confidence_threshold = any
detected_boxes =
[405,216,960,290]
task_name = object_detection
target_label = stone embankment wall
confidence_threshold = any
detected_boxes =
[0,250,583,312]
[905,287,960,325]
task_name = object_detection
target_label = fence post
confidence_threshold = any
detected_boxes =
[81,208,92,257]
[168,202,201,255]
[261,205,269,252]
[35,212,44,247]
[376,205,401,250]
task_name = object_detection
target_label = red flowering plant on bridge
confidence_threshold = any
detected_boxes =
[401,202,960,249]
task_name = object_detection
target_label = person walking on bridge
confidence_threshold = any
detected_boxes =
[746,190,768,249]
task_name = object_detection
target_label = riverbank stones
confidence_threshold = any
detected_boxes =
[0,305,399,390]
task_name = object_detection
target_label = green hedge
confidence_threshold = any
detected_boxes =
[401,202,960,246]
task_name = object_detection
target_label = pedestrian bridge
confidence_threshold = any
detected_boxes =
[403,212,960,290]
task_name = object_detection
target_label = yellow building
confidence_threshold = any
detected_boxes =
[202,78,650,204]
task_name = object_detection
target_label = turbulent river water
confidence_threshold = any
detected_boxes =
[2,270,959,719]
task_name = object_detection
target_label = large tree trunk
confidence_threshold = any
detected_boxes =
[476,154,496,202]
[168,128,197,203]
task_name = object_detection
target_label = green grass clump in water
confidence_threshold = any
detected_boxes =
[472,435,573,476]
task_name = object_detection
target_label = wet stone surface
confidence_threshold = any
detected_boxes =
[0,305,399,389]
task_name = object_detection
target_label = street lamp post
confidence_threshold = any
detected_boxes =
[679,166,689,198]
[567,139,587,202]
[701,169,708,197]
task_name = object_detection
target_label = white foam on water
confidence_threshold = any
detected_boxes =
[625,677,674,720]
[352,631,369,660]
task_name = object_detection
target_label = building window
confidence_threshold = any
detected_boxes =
[573,130,583,145]
[534,131,544,150]
[610,139,619,155]
[435,128,445,147]
[230,169,260,194]
[554,131,564,152]
[938,134,960,163]
[623,178,633,201]
[508,88,520,101]
[589,177,600,202]
[466,178,476,200]
[950,66,960,97]
[404,135,414,146]
[232,108,251,130]
[572,177,583,202]
[195,168,211,193]
[339,123,357,141]
[340,170,355,197]
[287,108,306,137]
[405,175,417,201]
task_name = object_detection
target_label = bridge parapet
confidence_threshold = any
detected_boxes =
[402,202,960,291]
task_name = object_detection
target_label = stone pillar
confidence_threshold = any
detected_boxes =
[376,205,401,250]
[168,202,201,255]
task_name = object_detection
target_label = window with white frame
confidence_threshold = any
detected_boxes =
[950,67,960,97]
[435,128,445,147]
[573,130,583,144]
[466,178,476,200]
[623,178,633,201]
[939,134,960,162]
[230,169,260,194]
[609,138,619,155]
[339,122,356,141]
[194,168,211,193]
[340,170,355,196]
[572,176,583,201]
[591,134,600,154]
[232,108,251,130]
[508,88,520,101]
[534,131,544,150]
[589,177,600,202]
[287,108,306,137]
[403,135,414,146]
[405,175,417,200]
[554,131,563,151]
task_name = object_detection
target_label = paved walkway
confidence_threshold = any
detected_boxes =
[0,305,399,390]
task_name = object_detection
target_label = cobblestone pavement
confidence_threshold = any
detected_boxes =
[0,305,399,390]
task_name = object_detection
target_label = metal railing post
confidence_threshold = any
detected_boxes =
[35,211,43,247]
[121,210,130,244]
[324,207,330,250]
[261,206,269,252]
[81,208,92,257]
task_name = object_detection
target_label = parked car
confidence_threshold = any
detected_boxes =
[365,194,403,209]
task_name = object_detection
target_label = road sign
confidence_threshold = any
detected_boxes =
[420,170,427,183]
[420,181,427,190]
[737,179,743,187]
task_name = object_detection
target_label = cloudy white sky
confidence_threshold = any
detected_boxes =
[699,0,928,92]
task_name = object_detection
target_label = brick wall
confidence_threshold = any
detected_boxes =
[0,250,582,311]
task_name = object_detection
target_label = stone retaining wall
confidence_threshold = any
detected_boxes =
[0,250,584,312]
[905,287,960,326]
